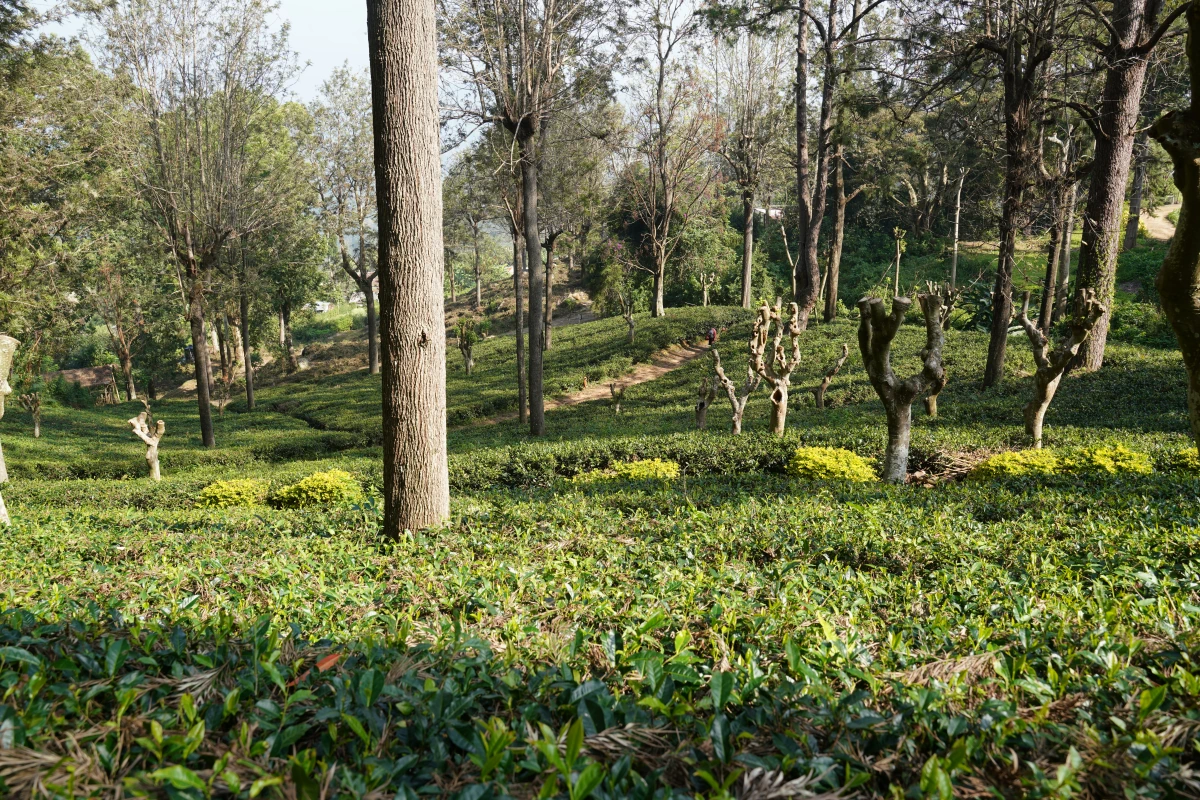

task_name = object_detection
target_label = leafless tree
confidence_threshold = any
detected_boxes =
[695,377,718,429]
[750,299,802,435]
[811,343,849,409]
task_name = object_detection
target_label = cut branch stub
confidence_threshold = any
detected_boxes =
[712,349,760,435]
[129,403,165,482]
[750,299,802,436]
[812,343,850,410]
[857,294,945,483]
[695,377,718,430]
[1016,288,1105,448]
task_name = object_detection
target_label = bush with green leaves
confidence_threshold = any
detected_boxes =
[197,479,268,508]
[574,458,681,484]
[1061,443,1154,476]
[1158,446,1200,472]
[971,449,1062,480]
[786,446,875,482]
[269,469,364,509]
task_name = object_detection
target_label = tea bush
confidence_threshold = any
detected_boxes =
[785,445,875,482]
[1061,443,1154,475]
[971,449,1062,480]
[269,469,364,509]
[198,478,269,508]
[575,457,681,484]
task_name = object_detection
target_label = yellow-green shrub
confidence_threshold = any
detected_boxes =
[1061,445,1153,476]
[786,447,875,482]
[971,450,1061,480]
[1159,446,1200,472]
[198,479,269,508]
[573,458,681,484]
[270,470,364,509]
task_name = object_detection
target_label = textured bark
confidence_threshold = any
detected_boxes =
[279,303,296,372]
[239,271,255,410]
[513,234,527,425]
[19,393,40,438]
[521,151,546,435]
[950,168,966,291]
[0,335,17,526]
[749,300,802,436]
[1038,186,1067,333]
[792,0,811,302]
[474,232,483,311]
[610,383,625,415]
[119,353,137,403]
[1017,290,1105,447]
[741,192,754,309]
[544,232,561,351]
[812,343,849,410]
[129,404,165,482]
[1073,0,1164,370]
[1054,181,1078,323]
[711,349,760,434]
[367,0,450,534]
[825,154,847,323]
[695,377,717,430]
[1124,134,1149,251]
[1150,4,1200,455]
[857,294,945,482]
[187,276,216,447]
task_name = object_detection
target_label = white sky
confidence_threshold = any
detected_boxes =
[36,0,371,101]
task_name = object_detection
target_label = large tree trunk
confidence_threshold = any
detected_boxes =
[366,0,450,534]
[1124,133,1149,251]
[792,0,812,303]
[240,279,255,410]
[520,149,546,435]
[825,151,847,322]
[652,247,666,317]
[513,234,527,424]
[1150,3,1200,455]
[119,351,137,402]
[741,192,754,309]
[364,279,380,375]
[1073,0,1162,370]
[797,0,836,330]
[187,275,216,447]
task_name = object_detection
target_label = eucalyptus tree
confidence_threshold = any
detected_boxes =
[309,66,380,374]
[368,0,451,533]
[91,0,299,448]
[440,0,626,436]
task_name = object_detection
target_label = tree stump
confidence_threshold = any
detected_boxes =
[1016,289,1105,448]
[750,299,802,436]
[0,335,19,526]
[857,294,945,483]
[129,401,165,482]
[712,350,760,435]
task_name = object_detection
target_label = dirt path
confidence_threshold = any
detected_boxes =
[461,341,712,428]
[1144,203,1179,241]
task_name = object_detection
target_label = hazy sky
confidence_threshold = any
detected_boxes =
[38,1,371,101]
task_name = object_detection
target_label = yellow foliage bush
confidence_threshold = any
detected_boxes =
[1159,447,1200,472]
[1061,445,1153,476]
[573,458,681,484]
[270,470,364,509]
[971,450,1061,480]
[785,447,875,482]
[198,479,269,508]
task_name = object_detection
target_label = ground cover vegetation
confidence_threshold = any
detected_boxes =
[3,0,1200,796]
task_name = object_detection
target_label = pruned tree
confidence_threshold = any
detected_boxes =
[128,399,165,482]
[749,299,802,436]
[18,392,39,438]
[811,343,849,410]
[711,349,760,434]
[0,334,17,526]
[699,270,718,307]
[857,293,945,483]
[1149,2,1200,456]
[610,382,626,414]
[368,0,450,534]
[1016,289,1105,448]
[695,377,718,429]
[457,317,478,375]
[921,282,959,418]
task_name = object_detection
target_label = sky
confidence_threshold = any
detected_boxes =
[36,0,371,101]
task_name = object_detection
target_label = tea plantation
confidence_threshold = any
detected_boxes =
[0,309,1197,798]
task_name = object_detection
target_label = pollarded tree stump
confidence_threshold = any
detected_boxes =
[750,299,802,436]
[712,349,761,435]
[129,403,165,482]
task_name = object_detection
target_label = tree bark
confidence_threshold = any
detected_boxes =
[750,300,802,436]
[520,149,546,435]
[1150,3,1200,455]
[950,169,966,291]
[367,0,450,534]
[825,152,847,322]
[797,0,837,329]
[1073,0,1163,370]
[1124,133,1149,251]
[240,277,255,410]
[364,281,379,375]
[1039,185,1067,333]
[119,352,137,403]
[741,192,754,308]
[792,0,811,302]
[473,227,483,311]
[0,335,17,526]
[1054,181,1078,323]
[544,235,556,350]
[812,343,849,409]
[280,303,296,372]
[712,349,759,435]
[187,275,216,447]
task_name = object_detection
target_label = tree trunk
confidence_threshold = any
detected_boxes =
[364,279,380,375]
[473,229,483,311]
[513,235,527,425]
[626,313,636,344]
[520,149,546,436]
[187,277,216,448]
[792,0,812,303]
[883,403,912,483]
[741,192,754,309]
[544,238,555,350]
[797,0,837,330]
[652,250,666,318]
[119,351,137,402]
[448,257,457,303]
[1073,0,1161,371]
[1039,187,1066,333]
[769,383,789,436]
[280,303,296,372]
[366,0,450,534]
[215,311,231,384]
[1149,3,1200,455]
[1124,134,1149,251]
[1054,181,1078,323]
[951,169,965,290]
[240,280,255,410]
[825,152,847,323]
